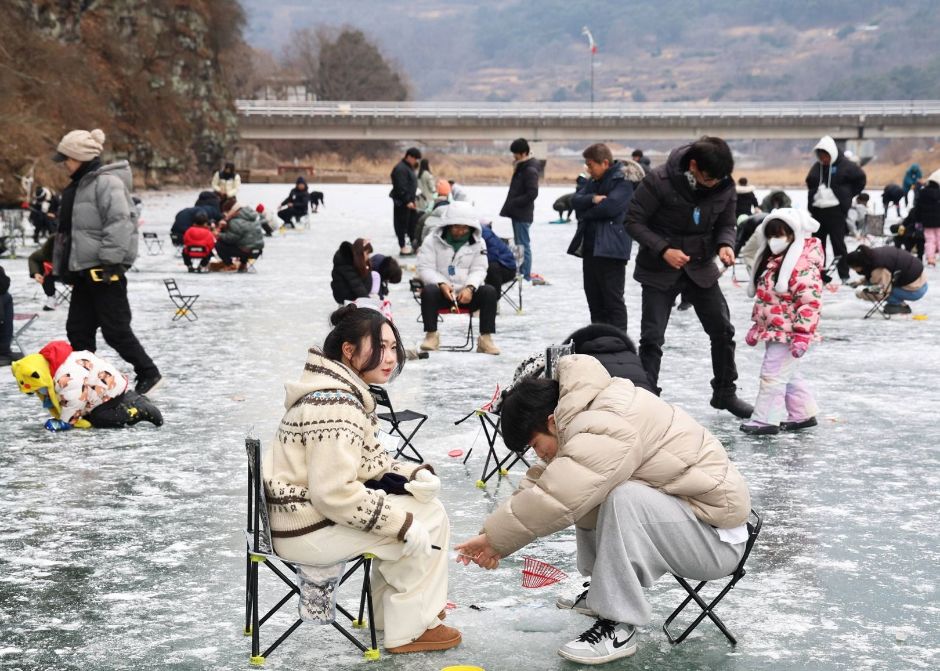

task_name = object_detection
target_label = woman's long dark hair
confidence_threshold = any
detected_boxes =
[753,218,794,287]
[418,158,431,177]
[352,238,373,278]
[323,305,405,377]
[844,246,874,279]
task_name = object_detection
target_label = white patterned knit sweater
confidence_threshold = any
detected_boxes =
[263,349,430,541]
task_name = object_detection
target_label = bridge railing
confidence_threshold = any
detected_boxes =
[236,100,940,119]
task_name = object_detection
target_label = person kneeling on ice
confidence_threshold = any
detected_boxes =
[11,340,163,430]
[416,200,500,355]
[740,209,823,435]
[263,306,459,654]
[455,354,750,666]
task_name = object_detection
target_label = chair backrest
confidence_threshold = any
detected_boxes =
[369,384,398,421]
[163,278,181,297]
[246,437,275,556]
[185,245,208,254]
[143,232,158,240]
[733,509,762,578]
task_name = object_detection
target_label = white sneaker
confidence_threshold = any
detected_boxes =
[557,619,637,665]
[556,582,596,616]
[43,295,57,311]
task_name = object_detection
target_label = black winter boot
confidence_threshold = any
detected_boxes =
[710,392,754,419]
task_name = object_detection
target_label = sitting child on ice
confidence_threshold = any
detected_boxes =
[11,340,163,430]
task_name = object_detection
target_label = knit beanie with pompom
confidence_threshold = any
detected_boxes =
[53,129,106,162]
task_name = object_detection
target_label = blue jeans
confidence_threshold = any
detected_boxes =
[887,283,927,305]
[1,292,13,354]
[512,220,532,280]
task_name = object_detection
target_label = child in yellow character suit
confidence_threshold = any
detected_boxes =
[11,340,163,431]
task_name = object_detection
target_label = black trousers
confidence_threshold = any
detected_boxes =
[182,252,211,269]
[638,276,738,396]
[41,275,56,298]
[214,239,250,265]
[393,205,417,248]
[813,207,850,281]
[278,207,305,227]
[0,292,13,354]
[582,254,628,332]
[484,262,516,291]
[66,275,158,378]
[421,283,497,334]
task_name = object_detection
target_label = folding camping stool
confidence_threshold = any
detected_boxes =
[455,409,530,488]
[55,283,72,306]
[821,254,842,285]
[244,437,379,665]
[369,385,427,463]
[142,232,164,255]
[13,313,39,352]
[163,278,199,322]
[498,238,524,314]
[662,509,762,645]
[409,278,476,351]
[863,270,902,320]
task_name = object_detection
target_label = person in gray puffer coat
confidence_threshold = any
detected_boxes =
[52,128,161,395]
[215,203,265,271]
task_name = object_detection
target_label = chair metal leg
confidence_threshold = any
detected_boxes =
[663,575,740,645]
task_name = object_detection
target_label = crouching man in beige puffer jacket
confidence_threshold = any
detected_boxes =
[456,355,752,666]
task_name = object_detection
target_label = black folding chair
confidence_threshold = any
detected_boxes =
[244,437,379,665]
[142,231,164,255]
[55,283,72,306]
[498,238,524,314]
[455,408,530,488]
[163,278,199,322]
[821,254,842,285]
[12,312,38,352]
[663,509,762,645]
[863,270,902,320]
[369,385,427,463]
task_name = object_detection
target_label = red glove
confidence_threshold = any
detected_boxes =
[790,334,810,358]
[745,324,759,347]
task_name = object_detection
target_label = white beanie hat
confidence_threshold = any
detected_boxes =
[928,169,940,185]
[53,128,106,162]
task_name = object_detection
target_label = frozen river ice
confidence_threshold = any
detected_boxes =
[0,181,938,671]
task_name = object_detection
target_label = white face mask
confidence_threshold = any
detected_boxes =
[768,237,790,255]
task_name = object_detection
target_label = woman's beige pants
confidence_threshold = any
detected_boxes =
[274,496,449,649]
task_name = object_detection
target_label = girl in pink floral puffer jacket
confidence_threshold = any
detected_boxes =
[741,208,824,435]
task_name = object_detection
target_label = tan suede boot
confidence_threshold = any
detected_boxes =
[387,623,462,654]
[476,333,500,355]
[420,331,440,351]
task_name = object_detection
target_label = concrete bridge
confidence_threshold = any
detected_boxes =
[237,100,940,142]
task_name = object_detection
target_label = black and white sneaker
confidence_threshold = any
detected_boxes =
[555,581,596,616]
[558,619,637,665]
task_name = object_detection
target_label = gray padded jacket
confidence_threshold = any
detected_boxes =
[68,161,138,271]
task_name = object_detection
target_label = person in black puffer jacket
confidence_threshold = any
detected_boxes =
[331,238,374,304]
[278,177,312,228]
[564,324,657,395]
[909,170,940,267]
[625,136,751,418]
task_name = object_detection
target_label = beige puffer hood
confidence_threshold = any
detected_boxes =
[483,355,751,557]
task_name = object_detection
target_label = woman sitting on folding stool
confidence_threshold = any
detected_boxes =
[262,305,459,654]
[455,354,751,665]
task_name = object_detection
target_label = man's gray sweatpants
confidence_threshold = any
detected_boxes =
[577,482,746,626]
